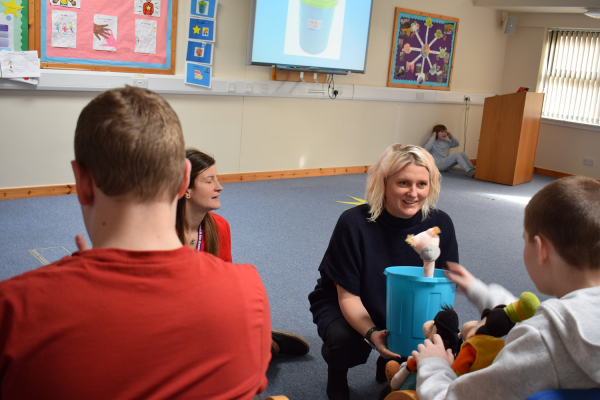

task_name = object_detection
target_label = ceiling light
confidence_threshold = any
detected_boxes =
[584,8,600,18]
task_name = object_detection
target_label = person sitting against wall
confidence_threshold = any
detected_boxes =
[176,148,310,357]
[308,144,460,400]
[424,124,476,178]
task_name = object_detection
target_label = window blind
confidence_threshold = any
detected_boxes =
[541,30,600,126]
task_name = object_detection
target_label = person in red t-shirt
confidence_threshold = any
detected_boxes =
[176,148,310,357]
[0,87,272,400]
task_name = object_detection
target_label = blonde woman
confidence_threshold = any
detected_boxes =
[308,144,459,400]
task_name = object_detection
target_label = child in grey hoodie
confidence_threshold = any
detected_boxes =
[424,124,475,178]
[412,176,600,400]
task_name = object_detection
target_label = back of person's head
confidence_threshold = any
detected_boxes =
[524,176,600,270]
[432,124,447,134]
[74,86,185,202]
[366,143,441,221]
[175,148,220,257]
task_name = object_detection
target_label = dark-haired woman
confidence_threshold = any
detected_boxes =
[176,148,310,356]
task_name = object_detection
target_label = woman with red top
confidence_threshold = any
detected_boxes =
[176,148,309,357]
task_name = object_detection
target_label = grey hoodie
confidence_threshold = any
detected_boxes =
[415,280,600,400]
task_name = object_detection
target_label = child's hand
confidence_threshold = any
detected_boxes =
[432,132,437,139]
[444,262,476,292]
[412,334,454,366]
[447,131,452,138]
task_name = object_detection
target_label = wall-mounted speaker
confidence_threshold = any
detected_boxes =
[503,16,517,35]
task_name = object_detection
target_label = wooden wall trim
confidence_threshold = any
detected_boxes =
[218,166,369,183]
[2,184,76,200]
[1,166,369,200]
[533,167,572,179]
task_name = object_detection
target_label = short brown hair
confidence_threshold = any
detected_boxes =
[74,86,185,201]
[432,125,447,134]
[524,176,600,270]
[366,144,441,221]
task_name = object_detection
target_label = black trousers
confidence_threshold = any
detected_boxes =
[321,317,373,370]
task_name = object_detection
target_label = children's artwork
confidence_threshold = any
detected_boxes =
[134,18,157,54]
[51,10,77,48]
[185,61,211,88]
[48,0,79,9]
[387,8,458,90]
[134,0,160,18]
[185,40,212,64]
[188,17,214,42]
[0,50,40,78]
[190,0,216,19]
[0,14,14,50]
[92,15,117,52]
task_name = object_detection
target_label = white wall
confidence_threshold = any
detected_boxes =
[0,0,508,189]
[501,13,600,179]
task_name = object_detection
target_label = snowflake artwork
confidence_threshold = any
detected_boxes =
[388,9,458,90]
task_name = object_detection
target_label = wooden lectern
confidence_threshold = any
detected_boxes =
[474,92,544,185]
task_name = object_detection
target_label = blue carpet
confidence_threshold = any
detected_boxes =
[0,171,555,399]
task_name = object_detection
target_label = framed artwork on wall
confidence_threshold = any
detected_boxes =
[387,8,459,91]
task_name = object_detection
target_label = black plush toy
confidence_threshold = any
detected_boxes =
[378,305,461,400]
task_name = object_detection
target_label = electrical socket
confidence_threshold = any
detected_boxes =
[227,83,236,92]
[464,95,471,102]
[583,157,595,166]
[132,78,148,89]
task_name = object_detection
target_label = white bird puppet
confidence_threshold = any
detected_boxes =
[405,227,441,277]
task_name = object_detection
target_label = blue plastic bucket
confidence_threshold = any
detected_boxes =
[384,266,456,357]
[299,0,337,54]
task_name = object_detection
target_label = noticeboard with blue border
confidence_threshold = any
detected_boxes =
[387,8,459,91]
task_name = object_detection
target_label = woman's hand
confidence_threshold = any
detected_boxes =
[445,262,476,292]
[370,329,400,359]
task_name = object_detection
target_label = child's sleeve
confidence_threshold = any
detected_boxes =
[416,323,558,400]
[449,136,460,148]
[424,135,436,152]
[466,279,518,315]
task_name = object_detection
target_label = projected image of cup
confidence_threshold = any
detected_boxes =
[299,0,338,55]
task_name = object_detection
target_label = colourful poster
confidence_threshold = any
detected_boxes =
[190,0,217,19]
[185,40,212,64]
[188,17,214,42]
[1,0,27,50]
[0,14,14,50]
[185,61,211,88]
[388,8,458,90]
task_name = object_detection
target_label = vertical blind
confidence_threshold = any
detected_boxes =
[541,30,600,126]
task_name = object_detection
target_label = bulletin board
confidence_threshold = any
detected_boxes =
[0,0,28,51]
[387,8,458,91]
[32,0,177,74]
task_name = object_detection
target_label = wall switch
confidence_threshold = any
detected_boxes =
[245,83,253,93]
[132,78,148,89]
[260,84,269,94]
[227,83,236,92]
[583,157,595,166]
